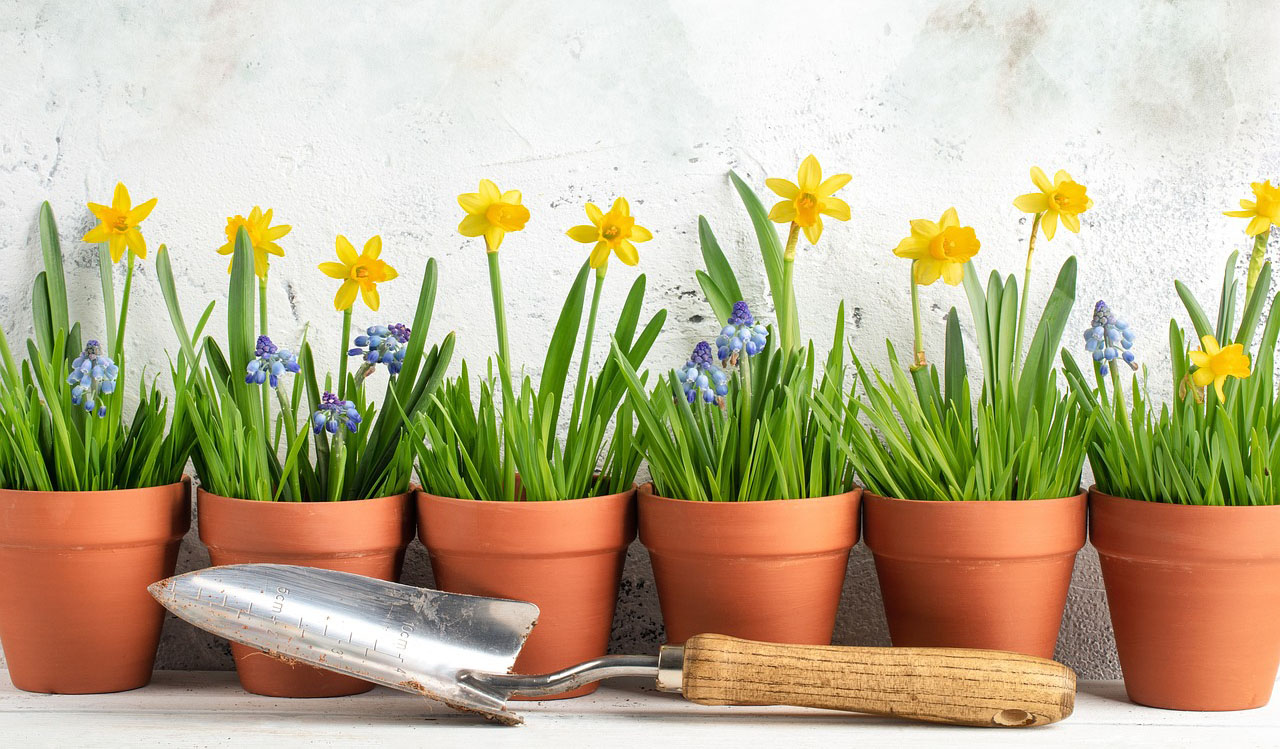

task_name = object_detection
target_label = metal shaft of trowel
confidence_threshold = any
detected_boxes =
[462,646,687,698]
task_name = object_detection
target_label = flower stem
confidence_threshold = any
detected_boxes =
[337,309,352,400]
[259,278,270,426]
[1012,212,1043,383]
[112,251,136,361]
[1247,228,1271,299]
[570,271,605,425]
[487,251,511,373]
[781,222,800,353]
[910,264,926,370]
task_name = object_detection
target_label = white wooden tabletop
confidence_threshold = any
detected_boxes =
[1,671,1275,747]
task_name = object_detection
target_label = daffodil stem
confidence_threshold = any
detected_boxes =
[337,309,352,400]
[112,251,136,362]
[487,251,511,374]
[781,223,801,353]
[1012,212,1043,383]
[910,265,926,370]
[1247,229,1271,299]
[259,278,270,425]
[571,272,605,423]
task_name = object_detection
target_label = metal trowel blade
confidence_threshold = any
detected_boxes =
[149,564,539,724]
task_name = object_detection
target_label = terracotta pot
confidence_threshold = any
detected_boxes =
[417,487,635,699]
[863,492,1085,659]
[638,484,861,645]
[1091,489,1280,710]
[198,489,414,698]
[0,478,191,694]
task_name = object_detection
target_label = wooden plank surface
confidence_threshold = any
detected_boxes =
[0,672,1275,747]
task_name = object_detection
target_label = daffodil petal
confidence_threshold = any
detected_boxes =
[484,227,505,251]
[909,219,939,238]
[939,207,959,229]
[381,262,398,281]
[803,216,823,244]
[1030,167,1052,193]
[893,236,927,258]
[335,280,359,311]
[611,197,630,216]
[1201,335,1221,356]
[363,235,382,260]
[127,197,157,224]
[265,224,291,241]
[819,197,851,221]
[816,173,852,197]
[766,178,799,199]
[797,155,822,192]
[361,283,380,311]
[584,203,604,226]
[768,201,797,223]
[1041,211,1059,240]
[1013,193,1050,213]
[112,182,131,212]
[319,262,348,279]
[458,214,489,237]
[83,225,111,244]
[108,236,126,264]
[1191,368,1214,387]
[913,258,943,285]
[589,242,611,268]
[1247,216,1272,236]
[501,189,522,204]
[1061,212,1081,233]
[1188,350,1210,368]
[336,235,358,265]
[630,224,653,242]
[566,224,599,243]
[615,240,639,265]
[941,261,964,285]
[1053,169,1073,186]
[478,179,501,203]
[458,192,487,214]
[125,228,146,259]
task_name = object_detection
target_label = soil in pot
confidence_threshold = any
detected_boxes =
[197,490,414,698]
[1091,489,1280,710]
[637,484,861,645]
[0,478,191,694]
[417,487,635,699]
[862,492,1086,659]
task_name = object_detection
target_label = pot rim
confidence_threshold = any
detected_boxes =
[863,489,1085,505]
[637,481,862,506]
[417,484,636,507]
[197,487,413,509]
[1089,486,1280,512]
[0,475,191,500]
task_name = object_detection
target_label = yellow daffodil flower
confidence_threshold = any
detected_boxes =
[566,197,651,270]
[892,207,981,286]
[318,235,397,311]
[457,179,530,252]
[1012,167,1093,240]
[217,206,291,279]
[83,182,157,263]
[1189,334,1251,400]
[766,155,851,246]
[1224,180,1280,236]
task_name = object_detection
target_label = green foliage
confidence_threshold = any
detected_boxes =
[0,202,193,491]
[157,230,453,501]
[837,257,1092,501]
[411,260,665,501]
[615,308,855,501]
[1064,251,1280,505]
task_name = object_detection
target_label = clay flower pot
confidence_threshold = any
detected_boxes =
[863,492,1085,659]
[417,487,635,699]
[0,478,191,694]
[638,484,861,645]
[198,489,414,698]
[1091,489,1280,710]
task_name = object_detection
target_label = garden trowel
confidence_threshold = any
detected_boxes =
[150,564,1076,728]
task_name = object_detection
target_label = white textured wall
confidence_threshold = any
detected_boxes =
[3,0,1280,680]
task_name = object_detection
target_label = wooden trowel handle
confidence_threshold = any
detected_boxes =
[677,634,1075,727]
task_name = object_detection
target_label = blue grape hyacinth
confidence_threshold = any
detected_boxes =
[716,301,769,364]
[1083,300,1136,375]
[348,323,411,378]
[676,341,728,405]
[245,335,300,388]
[67,339,118,418]
[311,391,362,435]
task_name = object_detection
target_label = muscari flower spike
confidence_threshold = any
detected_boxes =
[312,391,362,435]
[67,339,118,418]
[676,341,729,405]
[1083,300,1136,375]
[245,335,300,388]
[348,323,411,378]
[716,301,769,364]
